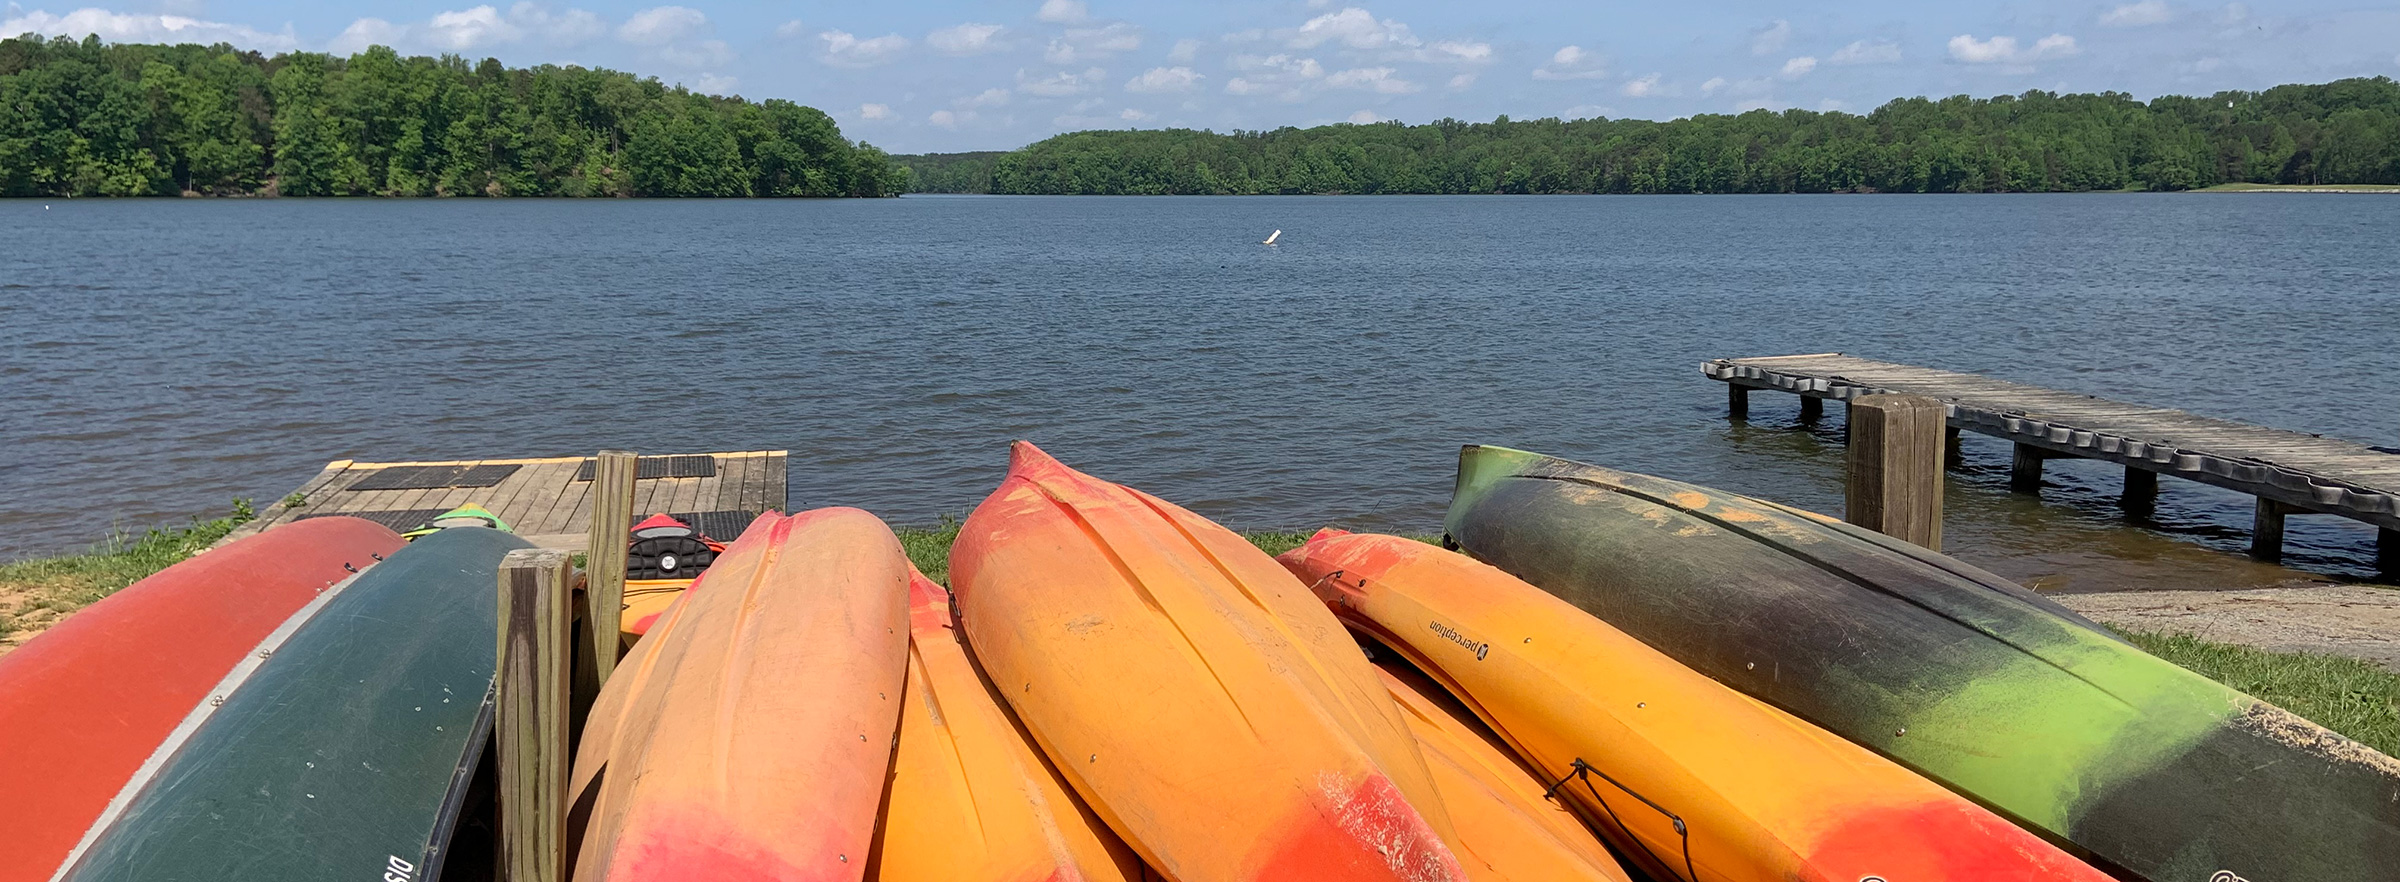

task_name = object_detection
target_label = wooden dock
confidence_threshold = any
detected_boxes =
[218,450,787,548]
[1706,353,2399,571]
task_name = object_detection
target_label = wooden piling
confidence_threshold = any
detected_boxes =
[1944,426,1963,470]
[2010,443,2045,492]
[1727,384,1749,420]
[2123,467,2159,517]
[2381,529,2400,578]
[2252,499,2288,561]
[1798,395,1823,421]
[585,450,637,685]
[1845,394,1946,550]
[496,548,574,882]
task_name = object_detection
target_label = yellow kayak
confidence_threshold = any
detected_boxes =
[1377,660,1630,882]
[1280,529,2112,882]
[870,569,1151,882]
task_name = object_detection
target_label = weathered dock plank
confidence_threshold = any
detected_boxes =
[1707,354,2400,568]
[217,451,788,548]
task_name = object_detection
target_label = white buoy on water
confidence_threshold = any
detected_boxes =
[1262,229,1281,245]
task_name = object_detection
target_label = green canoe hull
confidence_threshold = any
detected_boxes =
[1444,444,2400,882]
[62,526,531,882]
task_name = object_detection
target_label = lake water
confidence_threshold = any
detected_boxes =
[4,194,2396,587]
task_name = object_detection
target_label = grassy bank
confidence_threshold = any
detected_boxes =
[0,501,254,646]
[8,514,2394,757]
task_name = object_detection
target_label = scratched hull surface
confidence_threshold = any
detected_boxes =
[59,526,529,882]
[0,517,405,882]
[949,442,1467,882]
[1373,661,1628,882]
[1443,445,2400,881]
[869,572,1148,882]
[567,508,911,882]
[1280,529,2114,882]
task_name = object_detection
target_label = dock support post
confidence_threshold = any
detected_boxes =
[1845,394,1945,551]
[2010,444,2045,492]
[1727,384,1748,421]
[497,548,574,882]
[586,449,637,686]
[2122,467,2158,517]
[1798,395,1824,421]
[1944,426,1963,470]
[2251,499,2288,561]
[2381,529,2400,578]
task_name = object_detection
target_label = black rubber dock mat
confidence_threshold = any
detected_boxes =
[296,508,454,533]
[344,464,522,491]
[575,455,718,481]
[665,510,764,542]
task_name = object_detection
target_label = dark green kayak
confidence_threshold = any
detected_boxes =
[60,526,530,882]
[1444,444,2400,882]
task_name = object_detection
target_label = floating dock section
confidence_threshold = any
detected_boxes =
[219,450,787,547]
[1707,353,2399,572]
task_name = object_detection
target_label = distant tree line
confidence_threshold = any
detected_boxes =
[901,77,2400,195]
[894,151,1006,195]
[0,34,905,197]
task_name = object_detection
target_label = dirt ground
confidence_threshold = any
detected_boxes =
[2058,583,2400,672]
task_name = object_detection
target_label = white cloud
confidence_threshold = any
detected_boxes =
[1018,67,1107,97]
[1620,73,1663,97]
[1045,22,1141,64]
[1167,38,1201,63]
[958,88,1011,108]
[424,5,520,50]
[1448,73,1476,90]
[859,103,894,120]
[1564,103,1610,119]
[1533,45,1608,80]
[1347,109,1382,124]
[1120,107,1152,121]
[2102,0,2173,26]
[618,5,704,45]
[1751,19,1791,55]
[928,22,1004,54]
[1735,97,1786,112]
[1,8,300,50]
[1325,66,1418,93]
[686,72,736,94]
[325,3,603,55]
[1781,56,1817,78]
[1126,66,1203,93]
[1700,76,1728,95]
[331,19,405,54]
[1419,40,1492,64]
[775,19,805,38]
[1036,0,1088,25]
[1818,98,1849,112]
[1829,39,1901,65]
[820,30,910,67]
[1948,33,2080,65]
[928,109,962,129]
[1290,7,1418,50]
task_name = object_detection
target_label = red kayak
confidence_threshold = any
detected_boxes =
[0,516,404,882]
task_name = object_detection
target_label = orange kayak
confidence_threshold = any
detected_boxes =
[950,443,1468,882]
[1376,660,1630,882]
[568,508,912,881]
[1279,530,2113,882]
[870,570,1151,882]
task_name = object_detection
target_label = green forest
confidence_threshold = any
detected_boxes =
[899,77,2400,195]
[0,34,904,197]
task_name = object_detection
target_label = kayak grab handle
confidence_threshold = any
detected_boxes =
[1543,757,1698,882]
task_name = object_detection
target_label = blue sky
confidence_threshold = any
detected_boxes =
[7,1,2398,153]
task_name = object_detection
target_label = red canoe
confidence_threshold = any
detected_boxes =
[0,516,405,882]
